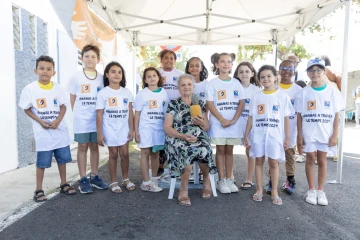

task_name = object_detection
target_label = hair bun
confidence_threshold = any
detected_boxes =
[211,53,219,64]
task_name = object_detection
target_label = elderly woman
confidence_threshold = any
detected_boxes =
[164,74,216,207]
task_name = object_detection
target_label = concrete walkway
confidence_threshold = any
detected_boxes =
[0,122,359,233]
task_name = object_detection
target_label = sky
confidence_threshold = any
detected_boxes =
[12,0,360,76]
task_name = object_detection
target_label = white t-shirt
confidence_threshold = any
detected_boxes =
[133,88,170,148]
[96,86,134,147]
[279,83,302,147]
[19,81,71,151]
[194,80,208,102]
[249,90,294,145]
[239,84,261,137]
[158,68,184,100]
[67,70,103,134]
[295,85,344,144]
[206,77,246,138]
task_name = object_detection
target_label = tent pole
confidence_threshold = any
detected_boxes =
[272,43,278,67]
[336,0,352,184]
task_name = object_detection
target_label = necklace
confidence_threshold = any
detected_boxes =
[83,69,97,80]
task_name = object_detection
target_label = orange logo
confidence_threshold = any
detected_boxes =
[217,90,226,100]
[307,101,316,110]
[257,104,265,114]
[162,76,166,84]
[108,97,118,107]
[36,98,47,108]
[149,100,158,109]
[81,84,91,93]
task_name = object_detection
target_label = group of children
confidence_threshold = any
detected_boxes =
[20,44,343,207]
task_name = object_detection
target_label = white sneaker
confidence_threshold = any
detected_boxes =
[141,181,163,192]
[317,190,328,206]
[305,189,317,205]
[296,155,305,163]
[217,179,231,194]
[226,178,239,193]
[151,177,160,187]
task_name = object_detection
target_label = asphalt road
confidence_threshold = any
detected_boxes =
[1,149,359,240]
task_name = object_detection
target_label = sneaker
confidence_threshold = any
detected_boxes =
[296,155,305,163]
[282,179,296,195]
[151,177,160,187]
[265,179,272,195]
[90,175,109,190]
[317,190,328,206]
[217,179,231,194]
[78,176,93,194]
[305,189,317,205]
[226,178,239,193]
[141,181,163,192]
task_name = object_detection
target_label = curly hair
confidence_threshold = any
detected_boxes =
[185,57,208,82]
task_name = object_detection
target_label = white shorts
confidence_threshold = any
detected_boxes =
[249,136,285,162]
[304,141,337,154]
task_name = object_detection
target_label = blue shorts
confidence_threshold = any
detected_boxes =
[74,132,97,144]
[36,145,72,168]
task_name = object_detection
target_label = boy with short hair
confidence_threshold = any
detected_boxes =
[19,55,76,202]
[68,44,108,193]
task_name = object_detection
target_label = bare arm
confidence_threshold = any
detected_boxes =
[325,67,342,91]
[96,109,104,146]
[134,111,141,143]
[164,113,196,142]
[24,108,50,129]
[297,113,303,146]
[207,101,231,127]
[329,112,339,146]
[230,99,245,124]
[283,116,290,150]
[128,103,134,141]
[244,116,253,147]
[70,94,76,110]
[49,104,66,129]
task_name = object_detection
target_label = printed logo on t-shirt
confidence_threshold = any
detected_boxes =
[217,90,226,100]
[234,90,238,98]
[257,104,265,114]
[324,101,330,109]
[97,86,102,92]
[162,76,166,84]
[245,98,250,104]
[53,98,58,107]
[149,100,158,109]
[123,98,128,106]
[108,97,118,107]
[162,101,166,107]
[36,98,47,109]
[81,84,91,93]
[173,77,178,81]
[307,100,316,110]
[272,105,279,114]
[290,99,295,106]
[199,92,205,98]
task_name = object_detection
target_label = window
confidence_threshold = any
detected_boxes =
[29,14,37,54]
[12,6,21,50]
[43,22,48,54]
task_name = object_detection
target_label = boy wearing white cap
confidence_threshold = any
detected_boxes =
[296,57,344,206]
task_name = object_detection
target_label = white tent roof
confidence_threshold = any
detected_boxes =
[78,0,344,46]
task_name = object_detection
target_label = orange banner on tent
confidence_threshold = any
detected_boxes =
[71,0,116,59]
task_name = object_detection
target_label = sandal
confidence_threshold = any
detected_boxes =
[122,178,135,191]
[33,190,47,202]
[178,190,191,207]
[109,182,122,193]
[272,197,283,206]
[60,183,76,195]
[253,193,263,202]
[200,189,212,199]
[240,182,254,190]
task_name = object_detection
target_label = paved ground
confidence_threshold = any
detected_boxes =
[0,122,359,239]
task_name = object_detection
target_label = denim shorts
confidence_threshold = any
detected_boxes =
[74,132,97,144]
[36,145,72,168]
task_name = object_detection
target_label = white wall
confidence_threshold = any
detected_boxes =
[0,0,19,173]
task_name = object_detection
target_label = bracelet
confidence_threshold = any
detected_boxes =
[219,118,224,123]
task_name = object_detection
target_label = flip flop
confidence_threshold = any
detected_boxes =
[178,197,191,206]
[200,189,212,199]
[253,193,263,202]
[272,197,283,206]
[240,182,254,190]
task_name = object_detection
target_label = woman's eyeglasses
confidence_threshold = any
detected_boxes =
[280,67,295,72]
